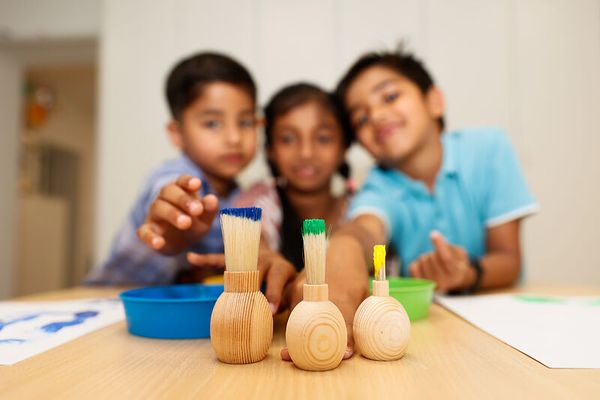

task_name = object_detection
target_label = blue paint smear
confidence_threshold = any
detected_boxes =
[40,310,99,333]
[0,313,43,331]
[0,338,26,345]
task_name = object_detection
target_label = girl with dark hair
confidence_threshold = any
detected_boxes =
[187,82,354,315]
[237,82,354,271]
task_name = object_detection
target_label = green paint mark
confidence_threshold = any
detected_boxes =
[514,295,600,306]
[582,298,600,306]
[513,295,566,304]
[303,219,325,235]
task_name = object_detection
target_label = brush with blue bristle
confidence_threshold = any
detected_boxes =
[219,207,262,272]
[210,207,273,364]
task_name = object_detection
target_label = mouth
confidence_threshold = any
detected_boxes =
[222,153,245,165]
[292,165,319,179]
[375,122,403,142]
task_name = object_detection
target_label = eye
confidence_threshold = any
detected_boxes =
[239,118,255,129]
[278,132,296,144]
[383,92,399,103]
[203,120,221,129]
[316,131,334,144]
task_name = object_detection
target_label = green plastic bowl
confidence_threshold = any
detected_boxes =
[370,278,435,321]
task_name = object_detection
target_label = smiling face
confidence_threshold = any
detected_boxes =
[268,100,345,193]
[345,66,444,168]
[168,82,258,185]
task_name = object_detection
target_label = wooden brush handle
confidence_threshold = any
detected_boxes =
[303,284,328,301]
[372,280,389,297]
[224,270,259,293]
[285,299,347,371]
[210,287,273,364]
[353,296,410,361]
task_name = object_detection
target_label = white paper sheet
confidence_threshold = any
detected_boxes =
[436,294,600,368]
[0,298,125,365]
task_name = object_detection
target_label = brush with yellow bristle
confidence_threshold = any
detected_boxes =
[353,244,411,361]
[285,219,347,371]
[210,207,273,364]
[373,244,386,282]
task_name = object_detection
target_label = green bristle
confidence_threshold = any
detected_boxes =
[303,219,325,236]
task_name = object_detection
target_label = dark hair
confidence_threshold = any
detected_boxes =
[335,46,445,131]
[264,82,353,271]
[165,52,256,120]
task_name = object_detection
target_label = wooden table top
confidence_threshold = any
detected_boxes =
[1,284,599,399]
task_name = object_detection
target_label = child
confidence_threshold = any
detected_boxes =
[288,48,538,359]
[187,82,354,314]
[85,52,259,285]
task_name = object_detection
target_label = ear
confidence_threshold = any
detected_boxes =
[426,86,445,121]
[167,120,184,149]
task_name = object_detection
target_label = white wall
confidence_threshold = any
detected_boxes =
[97,0,600,285]
[0,51,20,298]
[0,0,100,40]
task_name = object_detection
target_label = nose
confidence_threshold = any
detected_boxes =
[370,103,390,125]
[299,139,314,159]
[224,125,242,146]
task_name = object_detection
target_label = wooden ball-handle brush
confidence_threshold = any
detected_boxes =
[210,207,273,364]
[285,219,346,371]
[353,245,410,361]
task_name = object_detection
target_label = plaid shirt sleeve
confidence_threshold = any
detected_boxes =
[85,156,234,286]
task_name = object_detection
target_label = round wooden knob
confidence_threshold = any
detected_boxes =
[353,296,410,361]
[286,300,347,371]
[210,290,273,364]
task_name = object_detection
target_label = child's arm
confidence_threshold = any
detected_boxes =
[282,214,384,360]
[410,220,522,292]
[137,175,219,255]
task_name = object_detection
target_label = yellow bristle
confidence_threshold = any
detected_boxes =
[220,212,262,272]
[373,245,386,281]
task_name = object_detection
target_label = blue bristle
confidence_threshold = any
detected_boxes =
[220,207,262,221]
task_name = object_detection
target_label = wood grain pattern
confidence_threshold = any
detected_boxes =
[353,295,410,361]
[285,284,346,371]
[354,279,410,361]
[210,271,273,364]
[1,284,599,399]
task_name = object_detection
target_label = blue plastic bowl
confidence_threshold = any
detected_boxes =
[119,284,224,339]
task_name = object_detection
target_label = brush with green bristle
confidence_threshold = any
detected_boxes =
[285,218,347,371]
[303,219,327,285]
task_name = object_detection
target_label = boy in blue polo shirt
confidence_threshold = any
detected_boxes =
[281,49,538,360]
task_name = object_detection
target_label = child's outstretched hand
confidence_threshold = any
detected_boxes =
[137,175,219,255]
[187,248,296,315]
[409,230,475,292]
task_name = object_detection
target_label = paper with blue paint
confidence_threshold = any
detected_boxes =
[0,299,124,365]
[436,293,600,368]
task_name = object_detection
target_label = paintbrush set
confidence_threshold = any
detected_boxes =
[209,208,411,369]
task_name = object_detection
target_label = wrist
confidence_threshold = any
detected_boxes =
[461,263,477,289]
[450,258,484,295]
